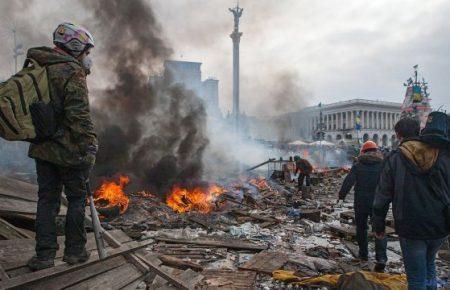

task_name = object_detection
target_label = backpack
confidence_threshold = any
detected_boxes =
[0,58,54,142]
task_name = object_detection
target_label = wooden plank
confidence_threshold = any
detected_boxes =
[0,196,39,215]
[61,195,149,275]
[187,215,221,231]
[0,175,38,202]
[0,239,153,289]
[66,262,141,290]
[121,277,145,290]
[20,256,127,290]
[150,266,176,290]
[0,217,32,239]
[300,209,321,222]
[239,251,288,274]
[155,236,268,251]
[201,269,256,289]
[0,196,67,216]
[0,264,9,282]
[1,230,131,271]
[135,252,193,290]
[177,269,204,288]
[327,223,356,238]
[158,255,203,271]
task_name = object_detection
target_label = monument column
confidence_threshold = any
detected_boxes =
[229,4,243,130]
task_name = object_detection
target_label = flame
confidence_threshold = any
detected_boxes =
[166,184,226,213]
[138,190,155,198]
[94,175,130,214]
[249,177,271,191]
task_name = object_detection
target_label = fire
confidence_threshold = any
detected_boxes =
[166,184,226,213]
[249,177,271,191]
[94,175,130,214]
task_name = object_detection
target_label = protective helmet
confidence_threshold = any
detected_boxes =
[53,22,94,57]
[294,155,301,161]
[360,141,378,154]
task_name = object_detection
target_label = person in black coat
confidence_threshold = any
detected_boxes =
[338,140,387,271]
[373,114,450,290]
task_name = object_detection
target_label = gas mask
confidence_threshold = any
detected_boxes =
[81,55,93,75]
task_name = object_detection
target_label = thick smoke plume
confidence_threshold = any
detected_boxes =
[83,0,209,191]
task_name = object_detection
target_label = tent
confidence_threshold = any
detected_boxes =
[309,140,336,147]
[288,140,309,146]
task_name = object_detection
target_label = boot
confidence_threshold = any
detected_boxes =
[374,262,386,273]
[302,186,313,199]
[27,255,54,271]
[63,249,91,265]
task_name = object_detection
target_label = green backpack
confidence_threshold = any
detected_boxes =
[0,58,51,141]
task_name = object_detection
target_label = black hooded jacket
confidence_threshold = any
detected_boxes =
[372,140,450,239]
[339,152,384,213]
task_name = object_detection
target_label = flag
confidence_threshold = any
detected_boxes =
[355,112,361,130]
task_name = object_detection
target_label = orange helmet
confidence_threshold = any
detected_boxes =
[360,141,378,154]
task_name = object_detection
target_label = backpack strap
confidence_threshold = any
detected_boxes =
[23,57,80,69]
[23,58,42,69]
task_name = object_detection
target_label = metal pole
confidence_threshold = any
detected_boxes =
[86,181,108,259]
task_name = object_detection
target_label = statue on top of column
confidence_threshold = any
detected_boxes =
[229,4,243,31]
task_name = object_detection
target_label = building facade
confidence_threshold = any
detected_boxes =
[248,99,403,147]
[306,99,402,147]
[164,60,203,95]
[162,60,221,117]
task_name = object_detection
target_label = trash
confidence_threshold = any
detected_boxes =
[286,207,301,218]
[306,246,330,259]
[229,222,261,238]
[1,170,447,288]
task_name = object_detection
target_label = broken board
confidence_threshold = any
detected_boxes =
[155,236,268,251]
[239,251,289,274]
[201,269,257,289]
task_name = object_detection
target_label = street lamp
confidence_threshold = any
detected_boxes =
[12,28,24,73]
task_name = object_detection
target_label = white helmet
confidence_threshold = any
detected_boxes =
[53,22,94,57]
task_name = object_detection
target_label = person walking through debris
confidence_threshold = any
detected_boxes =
[294,155,313,199]
[338,141,388,272]
[26,23,98,270]
[373,114,450,290]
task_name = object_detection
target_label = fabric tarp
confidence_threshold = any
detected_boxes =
[273,270,407,290]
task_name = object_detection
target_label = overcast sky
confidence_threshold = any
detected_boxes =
[152,0,450,115]
[1,0,449,116]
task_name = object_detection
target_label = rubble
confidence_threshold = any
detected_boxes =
[0,167,448,289]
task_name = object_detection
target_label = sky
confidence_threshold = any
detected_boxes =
[0,0,449,116]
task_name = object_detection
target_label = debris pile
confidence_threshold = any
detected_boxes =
[0,171,448,289]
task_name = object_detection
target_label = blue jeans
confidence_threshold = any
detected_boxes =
[399,237,448,290]
[355,211,387,263]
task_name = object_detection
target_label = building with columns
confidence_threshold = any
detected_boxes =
[247,99,403,147]
[307,99,402,147]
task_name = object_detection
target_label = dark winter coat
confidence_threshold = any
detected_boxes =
[295,158,313,174]
[339,152,383,213]
[27,47,97,168]
[372,140,450,240]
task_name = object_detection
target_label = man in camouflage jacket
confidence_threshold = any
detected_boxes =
[27,23,98,270]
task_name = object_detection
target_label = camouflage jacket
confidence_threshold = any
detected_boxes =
[27,47,97,168]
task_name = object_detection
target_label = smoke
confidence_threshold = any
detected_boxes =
[81,0,209,191]
[240,70,312,143]
[251,71,311,117]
